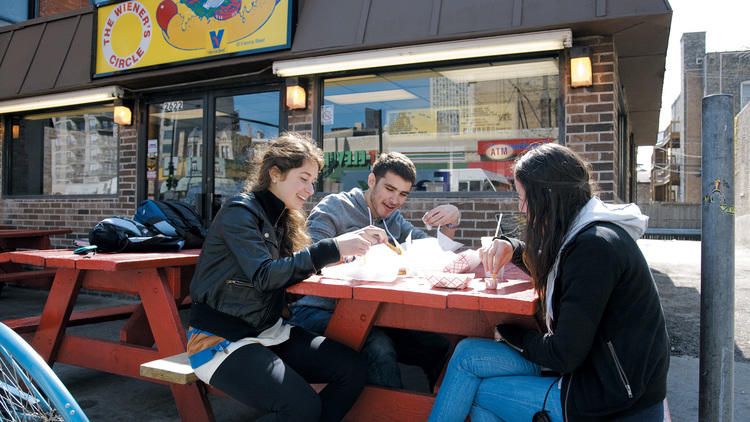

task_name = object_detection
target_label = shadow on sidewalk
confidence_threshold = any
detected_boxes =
[651,268,748,362]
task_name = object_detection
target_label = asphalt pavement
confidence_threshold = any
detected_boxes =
[1,239,748,421]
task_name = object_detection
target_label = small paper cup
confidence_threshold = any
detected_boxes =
[480,236,503,289]
[485,267,504,290]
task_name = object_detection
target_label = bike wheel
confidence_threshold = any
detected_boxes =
[0,322,88,422]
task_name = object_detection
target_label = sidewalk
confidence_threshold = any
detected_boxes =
[1,239,748,420]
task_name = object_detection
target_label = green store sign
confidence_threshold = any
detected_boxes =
[324,150,378,168]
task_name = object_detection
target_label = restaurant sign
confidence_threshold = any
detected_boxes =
[470,138,552,178]
[95,0,291,76]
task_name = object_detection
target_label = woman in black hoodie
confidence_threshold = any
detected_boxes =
[428,143,669,422]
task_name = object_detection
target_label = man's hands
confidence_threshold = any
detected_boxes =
[422,204,460,228]
[334,225,387,258]
[478,238,513,276]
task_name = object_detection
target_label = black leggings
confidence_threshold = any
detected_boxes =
[208,326,367,422]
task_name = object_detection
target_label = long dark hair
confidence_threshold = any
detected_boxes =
[243,132,324,257]
[514,143,594,313]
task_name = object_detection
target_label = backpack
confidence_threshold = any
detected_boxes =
[88,217,184,253]
[134,200,206,249]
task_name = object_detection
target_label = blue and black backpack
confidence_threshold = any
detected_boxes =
[88,217,184,253]
[134,200,206,249]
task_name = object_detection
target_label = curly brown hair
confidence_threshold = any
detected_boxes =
[513,143,595,316]
[243,132,324,257]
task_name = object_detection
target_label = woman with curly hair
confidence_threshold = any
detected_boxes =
[188,133,385,421]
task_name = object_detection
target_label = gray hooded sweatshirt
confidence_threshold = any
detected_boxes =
[297,187,428,310]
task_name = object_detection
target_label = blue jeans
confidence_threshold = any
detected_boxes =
[288,305,450,389]
[428,338,563,422]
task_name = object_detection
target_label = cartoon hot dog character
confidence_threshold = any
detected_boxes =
[156,0,280,51]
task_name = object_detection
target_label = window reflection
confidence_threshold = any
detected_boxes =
[321,58,559,193]
[8,105,117,195]
[214,91,279,212]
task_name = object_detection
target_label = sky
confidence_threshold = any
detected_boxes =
[638,0,750,166]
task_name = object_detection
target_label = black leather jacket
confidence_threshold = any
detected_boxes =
[188,190,339,341]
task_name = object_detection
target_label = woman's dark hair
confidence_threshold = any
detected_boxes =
[513,143,594,314]
[243,132,324,257]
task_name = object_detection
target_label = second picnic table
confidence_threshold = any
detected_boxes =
[0,228,73,290]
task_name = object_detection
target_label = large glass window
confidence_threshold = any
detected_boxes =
[321,58,559,193]
[6,105,117,196]
[214,91,279,211]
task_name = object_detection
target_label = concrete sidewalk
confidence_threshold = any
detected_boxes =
[1,238,748,420]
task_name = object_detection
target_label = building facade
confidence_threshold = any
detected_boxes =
[658,31,750,203]
[0,0,671,248]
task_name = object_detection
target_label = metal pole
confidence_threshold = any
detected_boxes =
[700,94,735,422]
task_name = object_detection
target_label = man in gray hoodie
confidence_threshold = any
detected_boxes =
[288,152,459,390]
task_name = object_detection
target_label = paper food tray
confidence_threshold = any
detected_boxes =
[424,272,472,289]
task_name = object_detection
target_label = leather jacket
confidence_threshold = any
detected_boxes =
[189,190,339,341]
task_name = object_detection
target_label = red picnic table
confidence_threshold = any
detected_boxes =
[3,247,539,422]
[287,264,539,422]
[0,228,73,289]
[1,248,210,422]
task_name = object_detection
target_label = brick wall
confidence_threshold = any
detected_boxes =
[39,0,89,17]
[564,36,618,202]
[285,78,315,136]
[303,194,523,248]
[0,126,139,248]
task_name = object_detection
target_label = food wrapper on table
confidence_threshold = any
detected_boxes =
[321,236,468,283]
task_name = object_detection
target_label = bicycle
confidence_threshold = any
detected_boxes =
[0,322,89,421]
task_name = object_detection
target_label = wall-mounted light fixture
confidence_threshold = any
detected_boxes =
[570,46,593,88]
[11,124,20,139]
[0,86,124,114]
[113,99,133,126]
[285,78,307,110]
[273,29,572,77]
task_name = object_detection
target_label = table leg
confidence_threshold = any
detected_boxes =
[32,268,82,364]
[324,299,380,351]
[120,304,155,347]
[138,268,214,421]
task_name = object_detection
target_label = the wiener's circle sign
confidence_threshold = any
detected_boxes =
[101,1,152,70]
[95,0,290,76]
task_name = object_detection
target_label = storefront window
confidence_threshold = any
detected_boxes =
[321,58,559,193]
[147,99,205,208]
[214,91,279,208]
[6,105,118,196]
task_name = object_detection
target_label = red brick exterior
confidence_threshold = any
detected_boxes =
[564,36,620,202]
[39,0,89,17]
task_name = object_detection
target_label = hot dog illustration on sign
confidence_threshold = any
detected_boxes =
[156,0,281,51]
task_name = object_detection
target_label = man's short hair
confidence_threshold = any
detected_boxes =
[371,152,417,185]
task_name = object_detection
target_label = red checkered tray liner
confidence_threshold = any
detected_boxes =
[424,272,473,289]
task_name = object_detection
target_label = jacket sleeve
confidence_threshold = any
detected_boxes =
[499,235,528,273]
[504,231,621,373]
[221,205,340,291]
